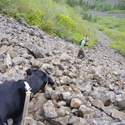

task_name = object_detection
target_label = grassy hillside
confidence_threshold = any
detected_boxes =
[0,0,125,54]
[0,0,97,47]
[97,16,125,55]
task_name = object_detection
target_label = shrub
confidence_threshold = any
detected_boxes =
[26,10,44,26]
[0,0,11,11]
[57,14,76,30]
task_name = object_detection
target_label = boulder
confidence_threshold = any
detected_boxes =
[68,116,88,125]
[79,105,95,118]
[57,101,66,107]
[13,57,25,65]
[115,93,125,109]
[45,86,54,99]
[29,93,47,117]
[42,64,54,74]
[70,98,82,108]
[57,106,71,117]
[62,91,72,102]
[43,100,58,119]
[51,116,69,125]
[60,76,70,85]
[24,43,45,58]
[60,53,70,62]
[0,64,7,73]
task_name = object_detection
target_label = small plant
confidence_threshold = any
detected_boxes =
[57,14,76,30]
[26,10,44,26]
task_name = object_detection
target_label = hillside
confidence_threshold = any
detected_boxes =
[0,15,125,125]
[0,0,125,55]
[0,0,125,125]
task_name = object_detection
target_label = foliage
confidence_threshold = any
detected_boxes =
[97,16,125,55]
[0,0,10,10]
[57,15,76,30]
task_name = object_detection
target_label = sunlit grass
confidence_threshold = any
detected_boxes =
[97,16,125,55]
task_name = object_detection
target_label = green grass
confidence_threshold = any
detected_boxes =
[97,16,125,55]
[0,0,97,47]
[111,40,125,56]
[108,9,125,14]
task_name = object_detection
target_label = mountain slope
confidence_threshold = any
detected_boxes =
[0,15,125,125]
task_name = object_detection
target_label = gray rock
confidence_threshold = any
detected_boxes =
[54,69,63,77]
[57,106,71,116]
[91,87,115,104]
[5,53,12,67]
[57,101,66,107]
[29,93,47,116]
[51,90,62,101]
[102,107,125,121]
[43,100,58,119]
[80,82,92,93]
[79,105,95,118]
[115,94,125,109]
[89,97,104,109]
[42,64,54,74]
[0,64,7,73]
[60,76,70,85]
[62,91,72,102]
[70,98,82,108]
[13,57,25,65]
[0,73,7,84]
[24,43,45,58]
[45,86,54,99]
[31,59,42,68]
[71,78,83,85]
[52,59,60,66]
[60,53,70,62]
[8,50,18,58]
[37,121,45,125]
[68,116,88,125]
[51,116,69,125]
[0,54,5,63]
[111,109,125,121]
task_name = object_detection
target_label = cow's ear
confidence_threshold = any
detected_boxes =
[26,69,32,76]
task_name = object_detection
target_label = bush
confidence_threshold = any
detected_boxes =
[0,0,11,10]
[66,0,80,7]
[26,10,44,26]
[57,15,76,30]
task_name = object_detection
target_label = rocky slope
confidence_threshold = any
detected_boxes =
[0,15,125,125]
